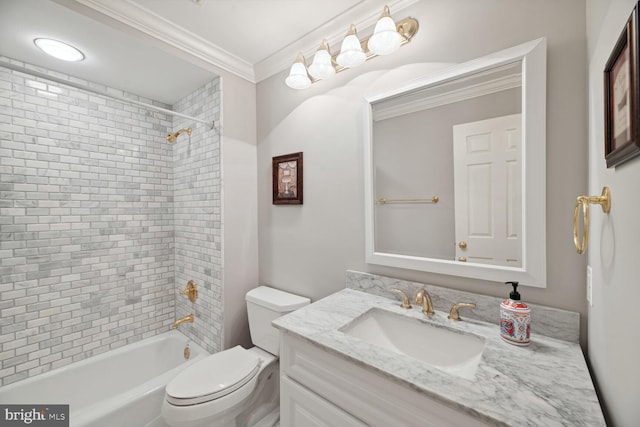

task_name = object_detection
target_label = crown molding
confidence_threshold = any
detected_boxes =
[59,0,255,82]
[254,0,421,83]
[372,73,522,121]
[59,0,421,85]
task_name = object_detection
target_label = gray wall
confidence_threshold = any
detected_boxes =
[256,0,589,341]
[220,72,258,351]
[587,0,640,425]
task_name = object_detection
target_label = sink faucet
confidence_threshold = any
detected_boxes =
[448,303,476,321]
[390,288,412,309]
[171,313,194,329]
[415,289,434,316]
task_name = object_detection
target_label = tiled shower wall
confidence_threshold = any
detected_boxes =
[0,60,221,386]
[172,79,222,354]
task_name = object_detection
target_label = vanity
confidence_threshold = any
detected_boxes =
[273,272,605,427]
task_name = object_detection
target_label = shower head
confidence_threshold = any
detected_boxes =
[167,128,192,143]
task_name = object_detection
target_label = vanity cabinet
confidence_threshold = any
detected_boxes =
[281,376,367,427]
[279,334,491,427]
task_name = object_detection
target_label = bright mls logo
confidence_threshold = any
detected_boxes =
[1,405,68,426]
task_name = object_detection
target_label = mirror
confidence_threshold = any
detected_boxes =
[363,38,547,287]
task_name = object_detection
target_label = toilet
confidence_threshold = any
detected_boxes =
[161,286,310,427]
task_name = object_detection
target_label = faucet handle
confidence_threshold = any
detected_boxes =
[448,302,476,321]
[180,280,198,302]
[390,288,412,309]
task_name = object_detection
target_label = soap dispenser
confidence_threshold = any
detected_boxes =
[500,281,531,346]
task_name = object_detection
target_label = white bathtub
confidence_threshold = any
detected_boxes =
[0,330,208,427]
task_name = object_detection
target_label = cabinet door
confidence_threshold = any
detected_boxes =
[280,375,367,427]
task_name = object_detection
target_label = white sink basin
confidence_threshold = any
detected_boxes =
[339,308,485,379]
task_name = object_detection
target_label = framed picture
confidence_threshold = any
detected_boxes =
[604,3,640,168]
[272,152,303,205]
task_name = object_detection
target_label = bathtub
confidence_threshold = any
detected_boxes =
[0,330,208,427]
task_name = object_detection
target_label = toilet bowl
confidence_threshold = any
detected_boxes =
[162,286,310,427]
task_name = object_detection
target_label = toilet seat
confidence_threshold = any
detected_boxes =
[166,346,262,406]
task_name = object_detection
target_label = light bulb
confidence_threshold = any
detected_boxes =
[285,54,311,89]
[336,25,366,68]
[367,5,403,56]
[307,40,336,80]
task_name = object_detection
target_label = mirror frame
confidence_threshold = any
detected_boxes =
[363,38,547,287]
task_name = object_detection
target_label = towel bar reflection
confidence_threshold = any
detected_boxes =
[378,196,439,204]
[573,187,611,254]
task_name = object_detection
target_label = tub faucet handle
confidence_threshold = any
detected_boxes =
[390,288,412,309]
[180,280,198,302]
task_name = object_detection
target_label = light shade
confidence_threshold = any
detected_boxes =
[34,38,85,62]
[367,6,403,56]
[285,54,311,90]
[307,40,336,80]
[336,25,367,68]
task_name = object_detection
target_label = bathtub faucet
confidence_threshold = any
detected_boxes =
[171,313,194,329]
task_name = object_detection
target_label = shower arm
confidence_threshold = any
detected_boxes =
[167,128,192,143]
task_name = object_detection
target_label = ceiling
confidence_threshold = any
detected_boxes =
[0,0,416,105]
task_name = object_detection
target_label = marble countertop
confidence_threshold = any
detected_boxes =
[273,288,605,427]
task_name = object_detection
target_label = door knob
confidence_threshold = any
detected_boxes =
[458,241,467,249]
[458,257,467,262]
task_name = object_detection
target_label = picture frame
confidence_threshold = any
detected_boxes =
[272,152,303,205]
[604,3,640,168]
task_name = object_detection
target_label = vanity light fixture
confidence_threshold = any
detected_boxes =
[285,5,418,89]
[34,38,85,62]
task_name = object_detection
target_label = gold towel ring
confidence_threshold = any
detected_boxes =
[573,196,589,254]
[573,187,611,254]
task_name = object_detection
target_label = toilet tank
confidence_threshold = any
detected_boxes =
[246,286,310,356]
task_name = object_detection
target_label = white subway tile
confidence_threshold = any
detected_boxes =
[1,63,221,385]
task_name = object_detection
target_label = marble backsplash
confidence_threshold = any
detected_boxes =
[346,270,580,343]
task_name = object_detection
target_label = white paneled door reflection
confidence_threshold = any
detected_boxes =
[453,114,522,266]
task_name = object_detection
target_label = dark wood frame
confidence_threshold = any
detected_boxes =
[604,2,640,168]
[272,152,303,205]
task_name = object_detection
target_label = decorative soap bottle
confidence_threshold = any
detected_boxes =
[500,281,531,346]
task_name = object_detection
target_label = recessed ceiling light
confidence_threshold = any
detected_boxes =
[34,38,85,62]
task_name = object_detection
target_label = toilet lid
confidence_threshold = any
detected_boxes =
[166,346,262,406]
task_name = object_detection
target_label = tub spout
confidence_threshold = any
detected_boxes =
[171,313,194,329]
